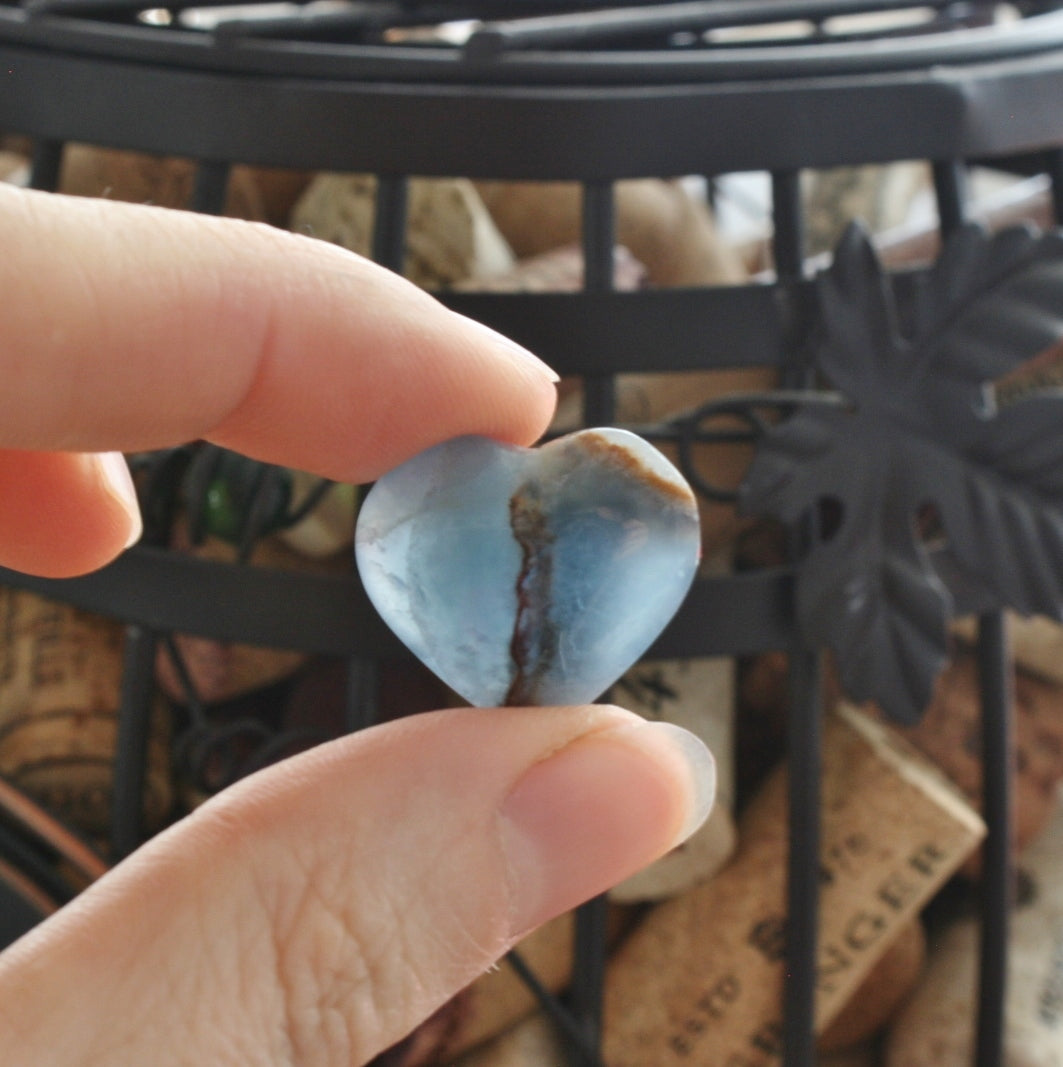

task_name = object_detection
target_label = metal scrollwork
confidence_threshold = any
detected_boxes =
[129,447,341,793]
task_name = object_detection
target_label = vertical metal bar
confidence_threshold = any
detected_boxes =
[933,156,1009,1067]
[581,181,617,426]
[1046,148,1063,226]
[190,160,232,216]
[771,166,820,1067]
[561,180,618,1065]
[772,169,816,395]
[344,658,380,734]
[508,950,604,1065]
[975,611,1012,1067]
[372,175,409,273]
[567,896,609,1065]
[783,646,822,1067]
[28,139,64,192]
[771,169,805,281]
[343,175,410,736]
[582,182,615,293]
[932,159,969,235]
[110,624,158,859]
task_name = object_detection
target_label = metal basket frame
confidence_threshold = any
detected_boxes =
[4,3,1063,1063]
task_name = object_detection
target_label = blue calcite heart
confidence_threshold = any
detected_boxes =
[355,428,701,707]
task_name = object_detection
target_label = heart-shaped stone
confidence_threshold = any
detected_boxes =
[355,428,701,707]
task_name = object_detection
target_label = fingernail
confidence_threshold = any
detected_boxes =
[460,315,560,384]
[499,714,715,937]
[94,452,142,549]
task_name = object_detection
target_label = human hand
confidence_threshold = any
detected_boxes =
[0,184,714,1065]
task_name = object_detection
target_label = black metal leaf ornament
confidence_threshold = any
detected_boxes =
[739,222,1063,724]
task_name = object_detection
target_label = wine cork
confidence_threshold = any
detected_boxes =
[58,144,268,219]
[602,703,984,1066]
[239,167,315,227]
[611,656,736,901]
[953,611,1063,687]
[802,163,930,257]
[448,907,637,1061]
[818,1045,880,1067]
[0,589,173,838]
[448,914,578,1058]
[391,906,632,1065]
[885,792,1063,1066]
[474,178,747,287]
[289,174,514,289]
[275,475,358,560]
[453,242,648,293]
[737,670,927,1049]
[157,634,307,708]
[881,650,1063,876]
[0,149,27,185]
[818,919,925,1051]
[445,1014,567,1067]
[442,1016,882,1067]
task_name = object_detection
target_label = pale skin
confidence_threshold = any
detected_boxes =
[0,183,713,1066]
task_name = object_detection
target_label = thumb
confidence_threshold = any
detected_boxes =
[0,704,713,1067]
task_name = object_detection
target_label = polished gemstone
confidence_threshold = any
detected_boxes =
[355,428,701,707]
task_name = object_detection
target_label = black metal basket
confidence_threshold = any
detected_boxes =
[5,1,1063,1064]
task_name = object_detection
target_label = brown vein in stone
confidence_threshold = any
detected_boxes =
[578,431,693,506]
[505,482,558,706]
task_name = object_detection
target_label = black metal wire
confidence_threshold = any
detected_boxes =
[465,0,963,57]
[110,624,158,858]
[0,819,76,906]
[507,949,606,1067]
[344,659,380,733]
[166,635,330,792]
[974,610,1013,1067]
[769,162,822,1067]
[1047,146,1063,226]
[183,446,228,546]
[285,478,336,528]
[580,181,618,428]
[783,646,823,1067]
[558,177,619,1067]
[8,0,1063,86]
[371,175,409,273]
[190,158,230,214]
[134,443,334,554]
[771,168,805,280]
[27,138,62,191]
[662,390,849,503]
[932,158,970,236]
[930,152,1012,1067]
[235,464,283,562]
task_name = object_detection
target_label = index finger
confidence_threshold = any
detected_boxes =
[0,185,558,483]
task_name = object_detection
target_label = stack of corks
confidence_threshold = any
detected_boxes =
[730,604,1063,1067]
[10,143,1043,1066]
[0,588,173,846]
[878,616,1063,1065]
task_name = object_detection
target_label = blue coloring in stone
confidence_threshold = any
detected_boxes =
[355,428,701,707]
